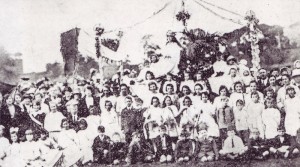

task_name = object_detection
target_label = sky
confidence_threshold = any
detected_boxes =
[0,0,300,73]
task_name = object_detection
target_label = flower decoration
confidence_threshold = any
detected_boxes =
[176,10,190,26]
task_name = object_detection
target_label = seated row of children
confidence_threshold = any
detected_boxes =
[1,119,300,166]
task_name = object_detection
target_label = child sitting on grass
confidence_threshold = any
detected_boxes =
[219,125,248,160]
[247,128,270,160]
[175,130,194,163]
[194,125,219,162]
[269,127,292,159]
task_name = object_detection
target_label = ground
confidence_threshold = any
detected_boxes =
[86,157,300,167]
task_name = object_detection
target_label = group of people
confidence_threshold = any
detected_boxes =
[1,51,300,166]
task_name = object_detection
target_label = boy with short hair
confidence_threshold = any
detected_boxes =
[109,132,127,165]
[219,126,248,160]
[174,130,194,162]
[269,127,292,158]
[92,126,111,164]
[286,128,300,158]
[126,132,155,165]
[247,128,270,160]
[153,125,174,163]
[194,126,219,162]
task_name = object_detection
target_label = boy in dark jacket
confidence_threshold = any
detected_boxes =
[174,130,194,162]
[125,132,155,165]
[109,132,127,165]
[269,127,292,158]
[247,128,270,160]
[153,125,174,163]
[92,126,111,164]
[286,128,300,158]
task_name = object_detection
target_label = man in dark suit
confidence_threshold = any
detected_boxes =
[153,125,174,163]
[92,126,111,164]
[257,68,270,92]
[121,96,138,144]
[65,100,81,131]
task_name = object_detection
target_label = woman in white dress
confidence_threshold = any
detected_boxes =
[262,98,281,139]
[57,118,83,167]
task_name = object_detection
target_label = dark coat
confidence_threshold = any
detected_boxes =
[174,139,194,158]
[92,135,111,163]
[153,134,174,157]
[120,107,138,134]
[269,134,292,148]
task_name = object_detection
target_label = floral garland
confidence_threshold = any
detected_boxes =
[176,10,190,26]
[240,10,264,69]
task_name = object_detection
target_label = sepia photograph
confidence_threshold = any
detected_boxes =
[0,0,300,166]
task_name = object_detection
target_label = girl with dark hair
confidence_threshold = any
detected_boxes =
[143,97,163,139]
[3,128,23,166]
[57,119,83,167]
[77,119,93,165]
[262,98,280,139]
[246,91,265,139]
[228,81,246,108]
[161,96,180,147]
[213,85,230,110]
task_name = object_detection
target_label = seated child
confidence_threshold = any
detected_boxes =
[92,126,111,164]
[109,132,127,165]
[195,126,219,162]
[286,128,300,158]
[3,128,22,167]
[39,129,63,167]
[0,126,10,163]
[219,125,248,160]
[174,130,194,162]
[269,127,292,158]
[247,128,269,160]
[153,125,174,163]
[126,132,155,165]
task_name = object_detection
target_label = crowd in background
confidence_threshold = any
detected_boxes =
[1,51,300,166]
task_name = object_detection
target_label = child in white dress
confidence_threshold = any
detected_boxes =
[262,98,281,139]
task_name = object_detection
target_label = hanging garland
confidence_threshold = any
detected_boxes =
[240,10,264,69]
[176,11,190,26]
[176,0,190,27]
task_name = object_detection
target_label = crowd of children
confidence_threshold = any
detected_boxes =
[1,54,300,166]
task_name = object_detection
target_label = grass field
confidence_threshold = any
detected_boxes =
[86,156,300,167]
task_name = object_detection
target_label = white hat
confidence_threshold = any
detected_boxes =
[292,69,300,78]
[239,59,247,66]
[294,60,300,68]
[226,55,236,62]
